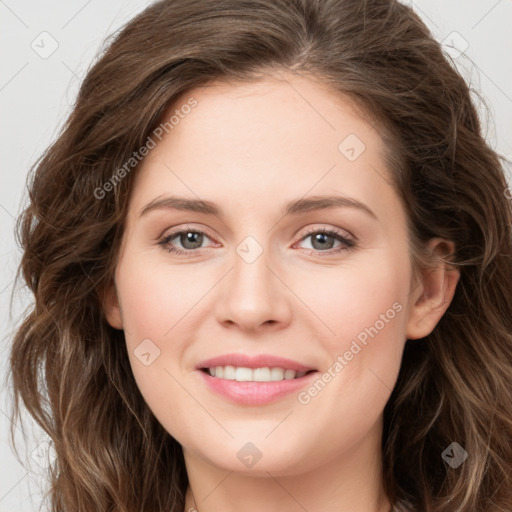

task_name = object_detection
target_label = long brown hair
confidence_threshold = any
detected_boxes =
[9,0,512,510]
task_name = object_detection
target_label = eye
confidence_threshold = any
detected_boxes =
[295,226,356,254]
[158,224,356,257]
[158,226,216,256]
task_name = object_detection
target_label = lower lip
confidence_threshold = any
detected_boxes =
[197,370,319,405]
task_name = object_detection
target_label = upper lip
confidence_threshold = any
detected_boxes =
[196,353,316,372]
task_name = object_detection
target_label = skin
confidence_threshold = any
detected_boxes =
[104,69,459,512]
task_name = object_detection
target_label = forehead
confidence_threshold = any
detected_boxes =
[127,71,400,225]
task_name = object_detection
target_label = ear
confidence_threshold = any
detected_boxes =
[405,238,460,340]
[100,281,124,330]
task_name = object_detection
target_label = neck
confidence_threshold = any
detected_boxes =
[182,418,391,512]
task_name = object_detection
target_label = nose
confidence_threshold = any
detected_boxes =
[216,238,292,332]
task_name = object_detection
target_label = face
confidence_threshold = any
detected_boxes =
[104,70,456,476]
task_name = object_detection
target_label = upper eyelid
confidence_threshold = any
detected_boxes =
[161,224,217,242]
[299,224,354,240]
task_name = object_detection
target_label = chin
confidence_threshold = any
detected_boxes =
[188,437,320,477]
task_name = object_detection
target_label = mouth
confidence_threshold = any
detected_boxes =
[195,353,319,405]
[199,366,318,382]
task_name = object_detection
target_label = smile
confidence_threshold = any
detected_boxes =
[202,366,312,381]
[195,353,320,405]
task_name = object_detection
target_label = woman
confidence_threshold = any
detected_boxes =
[9,0,512,510]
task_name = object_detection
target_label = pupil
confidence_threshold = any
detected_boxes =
[313,233,333,250]
[182,232,203,249]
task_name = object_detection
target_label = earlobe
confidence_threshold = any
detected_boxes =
[405,238,460,340]
[100,282,124,330]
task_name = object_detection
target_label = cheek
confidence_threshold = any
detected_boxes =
[304,254,409,346]
[300,253,410,399]
[113,253,195,405]
[287,260,408,456]
[115,251,206,341]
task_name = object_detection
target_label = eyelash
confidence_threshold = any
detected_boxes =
[158,224,356,257]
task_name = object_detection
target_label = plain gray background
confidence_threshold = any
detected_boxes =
[1,1,511,510]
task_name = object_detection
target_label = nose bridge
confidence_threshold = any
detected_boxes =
[232,233,275,301]
[218,232,289,329]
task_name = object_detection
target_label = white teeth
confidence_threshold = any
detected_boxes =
[235,367,253,381]
[206,366,310,382]
[284,369,296,380]
[270,367,284,381]
[223,365,236,379]
[253,367,271,381]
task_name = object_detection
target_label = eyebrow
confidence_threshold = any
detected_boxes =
[139,194,377,220]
